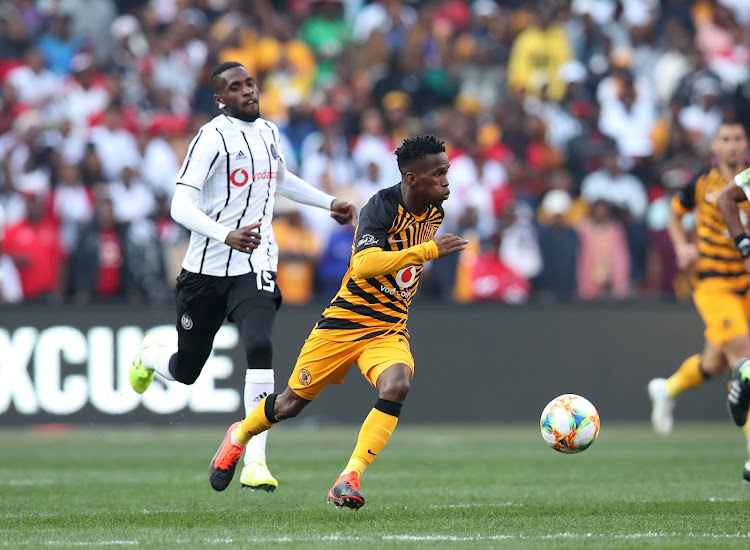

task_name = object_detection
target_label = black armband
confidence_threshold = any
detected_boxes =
[733,234,750,258]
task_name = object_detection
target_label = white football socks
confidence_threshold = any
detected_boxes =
[141,341,177,381]
[243,368,274,464]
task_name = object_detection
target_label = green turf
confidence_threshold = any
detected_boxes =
[2,422,750,549]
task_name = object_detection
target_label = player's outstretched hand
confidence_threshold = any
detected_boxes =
[225,222,261,254]
[330,199,357,226]
[433,233,468,258]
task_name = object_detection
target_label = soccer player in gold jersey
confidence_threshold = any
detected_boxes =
[648,120,750,481]
[207,135,467,508]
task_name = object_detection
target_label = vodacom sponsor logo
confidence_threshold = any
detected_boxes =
[231,169,277,187]
[230,168,249,187]
[395,266,417,288]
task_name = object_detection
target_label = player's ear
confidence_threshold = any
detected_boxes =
[214,94,225,110]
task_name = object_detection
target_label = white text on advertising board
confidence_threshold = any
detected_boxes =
[0,325,240,415]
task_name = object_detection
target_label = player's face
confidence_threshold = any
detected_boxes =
[215,66,260,122]
[413,152,451,205]
[712,124,748,169]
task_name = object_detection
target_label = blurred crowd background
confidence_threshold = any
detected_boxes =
[0,0,749,306]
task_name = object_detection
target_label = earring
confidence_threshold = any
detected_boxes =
[218,102,226,109]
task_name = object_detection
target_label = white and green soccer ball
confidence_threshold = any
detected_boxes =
[540,394,600,454]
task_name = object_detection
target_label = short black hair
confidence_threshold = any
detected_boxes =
[395,135,446,173]
[211,61,244,91]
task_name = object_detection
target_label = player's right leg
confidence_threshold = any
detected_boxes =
[648,343,722,435]
[723,321,750,428]
[129,333,167,393]
[131,272,226,393]
[728,358,750,427]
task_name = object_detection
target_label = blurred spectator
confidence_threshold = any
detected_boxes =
[470,232,530,304]
[598,74,657,162]
[89,103,140,181]
[67,194,124,304]
[498,203,542,283]
[2,191,64,302]
[536,190,579,301]
[316,223,355,300]
[351,107,400,189]
[6,47,61,108]
[678,77,723,147]
[0,5,31,62]
[644,168,693,299]
[51,52,109,131]
[36,11,85,77]
[576,199,630,301]
[0,203,23,304]
[507,4,573,101]
[51,162,93,252]
[352,0,416,49]
[299,0,350,85]
[108,165,157,225]
[580,149,648,223]
[63,0,117,64]
[272,206,321,305]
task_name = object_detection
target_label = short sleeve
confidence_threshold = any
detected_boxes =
[353,193,395,254]
[735,170,750,201]
[176,127,221,191]
[672,173,699,214]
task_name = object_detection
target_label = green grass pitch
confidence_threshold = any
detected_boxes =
[2,423,750,549]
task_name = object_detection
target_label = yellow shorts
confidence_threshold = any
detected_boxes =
[288,330,414,400]
[693,284,750,348]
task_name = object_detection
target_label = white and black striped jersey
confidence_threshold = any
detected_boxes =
[176,114,285,276]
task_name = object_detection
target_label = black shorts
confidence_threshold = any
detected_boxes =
[175,269,281,335]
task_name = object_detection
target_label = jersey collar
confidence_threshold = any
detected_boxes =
[222,114,261,129]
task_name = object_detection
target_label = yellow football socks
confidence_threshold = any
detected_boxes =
[234,395,275,446]
[344,407,399,476]
[665,354,704,398]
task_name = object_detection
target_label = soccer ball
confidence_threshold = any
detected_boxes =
[540,394,600,454]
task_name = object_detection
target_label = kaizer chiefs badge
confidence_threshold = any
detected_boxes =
[299,368,312,386]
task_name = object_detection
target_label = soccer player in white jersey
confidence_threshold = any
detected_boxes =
[128,61,356,491]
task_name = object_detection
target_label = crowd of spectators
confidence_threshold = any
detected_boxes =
[0,0,749,306]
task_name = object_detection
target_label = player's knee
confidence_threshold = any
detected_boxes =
[274,392,307,420]
[173,370,200,385]
[169,354,203,385]
[244,335,273,368]
[379,379,410,403]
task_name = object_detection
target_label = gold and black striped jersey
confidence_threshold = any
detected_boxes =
[672,167,750,293]
[315,183,444,341]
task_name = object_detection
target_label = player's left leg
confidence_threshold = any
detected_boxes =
[328,336,415,510]
[209,332,355,492]
[226,274,282,491]
[233,300,279,491]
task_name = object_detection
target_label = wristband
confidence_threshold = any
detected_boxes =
[733,233,750,258]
